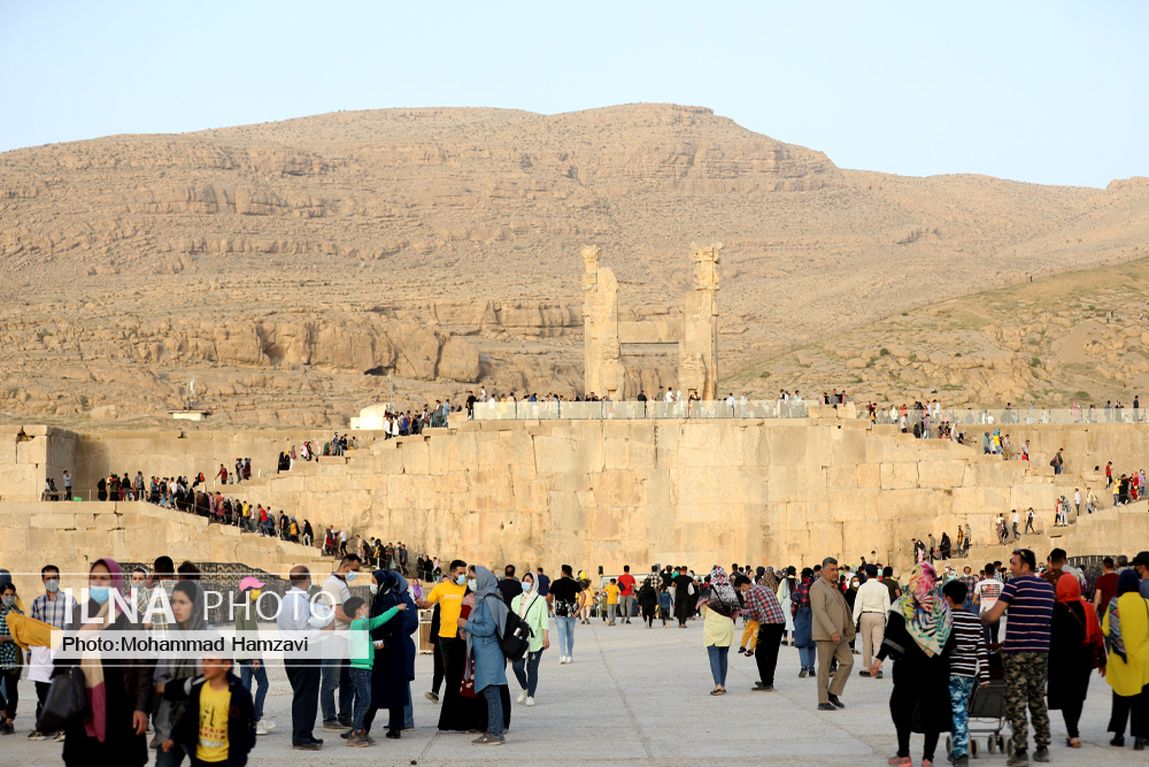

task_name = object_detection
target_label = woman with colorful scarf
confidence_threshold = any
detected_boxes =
[1102,569,1148,749]
[791,567,817,676]
[59,558,151,767]
[873,562,955,767]
[1048,573,1107,748]
[698,566,739,695]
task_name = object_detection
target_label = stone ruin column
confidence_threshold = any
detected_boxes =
[582,245,624,399]
[679,243,720,401]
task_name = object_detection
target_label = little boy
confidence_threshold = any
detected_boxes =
[603,579,620,625]
[941,581,989,767]
[163,652,255,766]
[344,596,405,746]
[738,607,759,657]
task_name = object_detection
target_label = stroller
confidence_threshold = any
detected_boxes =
[946,649,1007,760]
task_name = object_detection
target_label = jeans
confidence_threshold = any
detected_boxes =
[321,658,352,723]
[512,649,543,697]
[706,645,729,687]
[793,607,817,670]
[481,684,504,738]
[238,659,269,721]
[349,667,372,730]
[555,616,576,658]
[949,675,975,758]
[0,668,19,720]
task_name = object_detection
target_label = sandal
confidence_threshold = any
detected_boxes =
[710,687,726,696]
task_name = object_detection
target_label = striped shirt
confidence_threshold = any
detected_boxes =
[949,609,989,683]
[997,575,1054,653]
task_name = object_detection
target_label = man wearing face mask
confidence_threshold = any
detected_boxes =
[416,559,470,731]
[320,554,361,733]
[27,565,76,741]
[277,565,333,751]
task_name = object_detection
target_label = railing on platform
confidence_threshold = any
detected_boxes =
[472,399,811,421]
[862,406,1147,427]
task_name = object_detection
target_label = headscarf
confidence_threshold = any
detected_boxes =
[898,562,952,657]
[1105,569,1141,661]
[697,566,740,619]
[464,566,509,682]
[1056,573,1102,649]
[760,566,779,592]
[81,558,124,743]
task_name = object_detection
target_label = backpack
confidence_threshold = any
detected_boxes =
[500,599,535,661]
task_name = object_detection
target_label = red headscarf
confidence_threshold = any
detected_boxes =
[1056,573,1102,649]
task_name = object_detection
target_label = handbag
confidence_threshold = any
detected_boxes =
[37,666,89,733]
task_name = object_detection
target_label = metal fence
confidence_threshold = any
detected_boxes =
[471,399,811,421]
[862,406,1146,427]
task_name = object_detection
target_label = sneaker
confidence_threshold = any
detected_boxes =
[738,647,746,655]
[256,722,269,736]
[385,729,400,740]
[1033,748,1050,763]
[346,730,368,748]
[324,719,351,732]
[1006,754,1029,767]
[753,684,774,691]
[517,690,528,704]
[525,697,535,706]
[875,671,884,679]
[425,691,440,703]
[887,757,911,767]
[261,718,277,731]
[799,667,809,678]
[953,757,970,767]
[27,731,47,741]
[53,732,65,742]
[559,656,568,664]
[745,649,754,657]
[859,671,871,677]
[472,733,505,745]
[338,716,354,729]
[293,741,323,751]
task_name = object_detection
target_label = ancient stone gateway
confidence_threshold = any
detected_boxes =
[582,243,720,400]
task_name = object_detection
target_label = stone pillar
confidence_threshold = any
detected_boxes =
[582,245,624,399]
[679,243,720,400]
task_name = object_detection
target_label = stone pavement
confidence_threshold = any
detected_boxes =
[4,617,1132,766]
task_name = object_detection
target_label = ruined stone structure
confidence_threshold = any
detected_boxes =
[582,243,720,400]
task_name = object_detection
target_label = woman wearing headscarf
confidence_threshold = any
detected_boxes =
[871,562,955,767]
[778,566,796,646]
[637,577,658,629]
[1049,572,1107,748]
[792,567,817,676]
[760,566,779,593]
[154,579,207,767]
[461,566,509,745]
[510,571,550,705]
[362,569,419,740]
[59,559,151,767]
[1102,569,1148,749]
[698,566,739,695]
[845,573,861,655]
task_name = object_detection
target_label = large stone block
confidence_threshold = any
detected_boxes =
[880,462,919,490]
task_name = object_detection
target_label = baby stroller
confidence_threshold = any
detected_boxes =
[946,649,1007,759]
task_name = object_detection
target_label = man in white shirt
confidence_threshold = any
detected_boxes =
[1074,488,1082,517]
[319,554,361,732]
[852,565,891,676]
[972,562,1003,645]
[278,565,332,750]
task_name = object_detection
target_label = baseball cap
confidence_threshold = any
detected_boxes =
[239,576,266,591]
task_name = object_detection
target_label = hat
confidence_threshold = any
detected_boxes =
[239,576,266,591]
[1131,551,1149,568]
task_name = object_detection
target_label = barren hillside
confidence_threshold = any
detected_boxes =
[2,104,1147,427]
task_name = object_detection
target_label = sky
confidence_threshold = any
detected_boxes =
[1,1,1146,188]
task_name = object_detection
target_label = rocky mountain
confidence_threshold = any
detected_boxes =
[2,103,1147,427]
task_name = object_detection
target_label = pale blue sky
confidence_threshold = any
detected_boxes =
[2,1,1145,188]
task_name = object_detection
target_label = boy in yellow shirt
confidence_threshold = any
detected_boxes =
[603,579,621,625]
[162,652,255,765]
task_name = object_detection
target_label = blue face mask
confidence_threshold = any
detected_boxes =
[522,581,533,593]
[90,586,111,605]
[455,574,466,586]
[346,571,357,582]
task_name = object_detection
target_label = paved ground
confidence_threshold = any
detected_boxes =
[4,617,1133,766]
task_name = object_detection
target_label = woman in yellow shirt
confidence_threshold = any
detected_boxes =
[1103,570,1149,749]
[698,566,739,696]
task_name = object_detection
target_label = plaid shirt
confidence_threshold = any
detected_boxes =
[31,591,76,630]
[743,584,786,625]
[149,581,175,633]
[791,577,812,617]
[959,575,979,600]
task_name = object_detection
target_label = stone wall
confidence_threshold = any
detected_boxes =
[0,425,78,501]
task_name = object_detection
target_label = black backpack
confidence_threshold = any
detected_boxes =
[500,600,535,661]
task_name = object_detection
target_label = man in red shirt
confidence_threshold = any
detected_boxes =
[1092,556,1119,615]
[617,566,636,625]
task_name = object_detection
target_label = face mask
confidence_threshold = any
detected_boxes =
[346,571,357,582]
[467,578,478,591]
[249,590,261,602]
[522,582,533,593]
[455,574,466,586]
[45,579,60,594]
[1,595,14,609]
[90,586,111,604]
[369,583,379,595]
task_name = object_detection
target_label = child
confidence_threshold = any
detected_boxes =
[658,586,672,627]
[941,580,989,767]
[603,579,620,625]
[162,652,255,766]
[344,596,406,746]
[738,605,759,657]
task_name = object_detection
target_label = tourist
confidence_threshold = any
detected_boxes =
[577,570,594,623]
[548,564,583,663]
[617,565,636,624]
[320,554,361,733]
[735,574,786,691]
[973,562,1003,645]
[1094,556,1120,615]
[658,583,672,627]
[777,566,795,644]
[424,574,450,703]
[234,576,275,736]
[1102,569,1148,749]
[792,567,817,677]
[26,564,76,741]
[602,578,620,625]
[278,565,330,751]
[361,570,419,741]
[942,579,989,767]
[673,566,695,628]
[417,559,471,730]
[872,563,954,767]
[1133,550,1149,598]
[811,557,855,710]
[496,564,522,607]
[853,563,890,678]
[342,592,405,746]
[462,566,509,745]
[154,579,208,767]
[1049,573,1107,749]
[637,576,658,628]
[535,567,550,599]
[0,581,21,736]
[698,566,738,695]
[510,571,549,705]
[60,559,151,766]
[160,651,255,765]
[979,548,1055,765]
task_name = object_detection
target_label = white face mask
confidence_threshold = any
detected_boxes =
[45,579,60,594]
[467,578,477,591]
[369,583,378,595]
